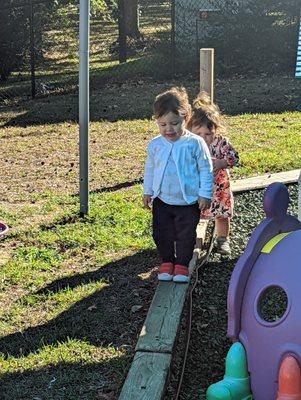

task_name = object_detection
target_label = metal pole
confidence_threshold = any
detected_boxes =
[171,0,175,78]
[29,0,36,99]
[79,0,90,215]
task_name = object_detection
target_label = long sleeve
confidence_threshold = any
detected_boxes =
[220,137,239,167]
[143,143,154,195]
[196,138,213,199]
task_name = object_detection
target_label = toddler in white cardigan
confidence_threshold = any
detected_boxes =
[143,87,213,282]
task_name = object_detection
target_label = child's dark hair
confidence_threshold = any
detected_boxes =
[153,87,191,119]
[187,91,226,134]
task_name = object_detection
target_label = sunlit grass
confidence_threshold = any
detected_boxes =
[226,111,301,176]
[1,339,127,399]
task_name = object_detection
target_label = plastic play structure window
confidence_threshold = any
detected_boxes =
[257,286,288,324]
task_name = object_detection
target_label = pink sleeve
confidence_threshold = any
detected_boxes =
[219,137,239,167]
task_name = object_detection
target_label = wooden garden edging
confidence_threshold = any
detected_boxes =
[231,169,300,193]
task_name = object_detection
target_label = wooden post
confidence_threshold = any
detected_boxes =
[199,48,214,101]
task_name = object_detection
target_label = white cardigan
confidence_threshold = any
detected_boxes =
[143,131,213,204]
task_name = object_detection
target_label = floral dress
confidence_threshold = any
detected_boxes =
[201,135,239,219]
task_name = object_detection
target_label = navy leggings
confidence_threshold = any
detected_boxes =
[152,197,200,267]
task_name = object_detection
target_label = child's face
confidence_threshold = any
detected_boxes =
[157,112,186,142]
[191,124,215,146]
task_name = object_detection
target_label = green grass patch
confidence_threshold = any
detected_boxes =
[0,185,154,398]
[227,111,301,177]
[1,339,127,399]
[1,186,153,291]
[0,75,300,398]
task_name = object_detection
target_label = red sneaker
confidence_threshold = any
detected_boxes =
[173,264,189,283]
[158,262,174,281]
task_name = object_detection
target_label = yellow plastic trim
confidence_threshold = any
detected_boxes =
[261,232,291,254]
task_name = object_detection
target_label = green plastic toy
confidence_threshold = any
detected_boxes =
[206,342,252,400]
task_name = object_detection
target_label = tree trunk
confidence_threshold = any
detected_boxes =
[124,0,140,38]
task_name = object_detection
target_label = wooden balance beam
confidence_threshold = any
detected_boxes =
[118,220,208,400]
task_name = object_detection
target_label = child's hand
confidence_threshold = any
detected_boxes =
[142,194,152,209]
[198,197,211,211]
[212,158,227,173]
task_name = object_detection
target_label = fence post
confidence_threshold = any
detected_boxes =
[199,48,214,101]
[29,0,36,99]
[118,0,127,63]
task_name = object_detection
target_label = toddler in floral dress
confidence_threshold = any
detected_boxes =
[187,92,239,255]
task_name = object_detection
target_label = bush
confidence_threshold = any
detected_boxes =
[90,0,117,18]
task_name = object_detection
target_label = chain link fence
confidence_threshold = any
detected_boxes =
[0,0,174,108]
[174,0,300,76]
[0,1,78,106]
[0,0,299,110]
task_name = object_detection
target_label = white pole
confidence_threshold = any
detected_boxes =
[79,0,90,215]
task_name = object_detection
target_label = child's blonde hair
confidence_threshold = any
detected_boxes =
[187,91,226,135]
[153,87,191,119]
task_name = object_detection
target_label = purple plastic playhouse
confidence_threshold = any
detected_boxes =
[207,182,301,399]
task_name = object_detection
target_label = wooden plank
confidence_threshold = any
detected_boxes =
[119,220,209,399]
[189,249,199,274]
[118,352,171,400]
[136,219,208,353]
[135,281,188,352]
[231,169,300,193]
[189,219,209,273]
[196,219,208,249]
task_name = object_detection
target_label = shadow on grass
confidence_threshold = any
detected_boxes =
[89,179,144,195]
[0,249,158,358]
[1,359,127,399]
[69,179,143,201]
[0,54,172,127]
[1,73,301,128]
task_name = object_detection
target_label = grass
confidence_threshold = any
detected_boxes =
[228,111,301,175]
[0,186,156,399]
[0,90,300,207]
[0,3,301,400]
[0,4,300,397]
[1,339,126,399]
[0,76,300,397]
